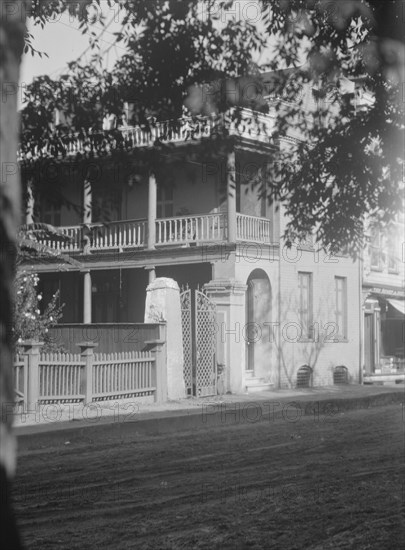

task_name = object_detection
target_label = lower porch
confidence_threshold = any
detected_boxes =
[38,264,213,325]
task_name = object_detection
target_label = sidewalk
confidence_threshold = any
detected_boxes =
[13,384,404,448]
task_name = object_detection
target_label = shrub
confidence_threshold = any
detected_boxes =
[13,271,65,353]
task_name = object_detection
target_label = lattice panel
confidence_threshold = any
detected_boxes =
[195,290,217,397]
[180,289,193,394]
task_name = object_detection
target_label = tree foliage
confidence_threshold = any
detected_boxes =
[17,222,82,268]
[19,0,404,255]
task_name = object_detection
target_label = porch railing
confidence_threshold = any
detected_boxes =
[42,219,147,252]
[156,213,226,245]
[37,212,274,254]
[236,213,272,243]
[42,225,82,252]
[18,108,278,161]
[90,219,147,250]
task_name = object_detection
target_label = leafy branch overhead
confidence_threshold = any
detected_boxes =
[17,223,82,268]
[20,0,404,255]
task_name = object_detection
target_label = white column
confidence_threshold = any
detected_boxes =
[147,172,157,249]
[25,179,34,224]
[83,179,92,224]
[227,150,237,242]
[147,266,156,284]
[83,270,92,323]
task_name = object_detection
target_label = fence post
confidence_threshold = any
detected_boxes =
[77,342,98,404]
[21,340,44,414]
[145,326,167,403]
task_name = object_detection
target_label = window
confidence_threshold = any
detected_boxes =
[387,230,399,273]
[370,230,383,270]
[157,185,174,218]
[92,188,121,223]
[298,272,313,340]
[335,277,347,339]
[42,200,61,226]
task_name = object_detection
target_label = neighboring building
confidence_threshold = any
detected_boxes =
[19,73,397,394]
[362,217,405,382]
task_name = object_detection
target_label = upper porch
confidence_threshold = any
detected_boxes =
[38,211,274,254]
[18,107,294,162]
[23,134,281,266]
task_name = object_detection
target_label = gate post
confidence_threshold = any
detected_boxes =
[204,279,247,394]
[21,340,44,414]
[144,278,185,399]
[77,342,97,404]
[145,324,167,403]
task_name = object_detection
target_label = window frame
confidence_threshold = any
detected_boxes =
[370,230,383,271]
[42,199,61,227]
[334,276,348,341]
[387,231,399,274]
[298,271,313,341]
[157,184,174,218]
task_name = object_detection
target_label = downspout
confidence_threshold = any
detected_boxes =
[278,208,282,389]
[356,97,364,385]
[359,240,363,384]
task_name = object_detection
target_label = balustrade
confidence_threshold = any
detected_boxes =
[36,212,274,255]
[18,108,278,161]
[236,213,272,243]
[156,213,225,245]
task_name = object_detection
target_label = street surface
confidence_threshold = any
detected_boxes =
[13,403,405,549]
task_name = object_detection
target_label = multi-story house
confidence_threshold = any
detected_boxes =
[18,72,377,395]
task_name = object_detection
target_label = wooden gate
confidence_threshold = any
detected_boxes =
[180,287,217,397]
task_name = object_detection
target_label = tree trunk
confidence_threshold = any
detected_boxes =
[0,1,27,548]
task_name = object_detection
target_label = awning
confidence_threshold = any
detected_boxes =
[387,299,405,315]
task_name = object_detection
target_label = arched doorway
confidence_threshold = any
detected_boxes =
[245,269,272,374]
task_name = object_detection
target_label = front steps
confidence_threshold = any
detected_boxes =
[245,373,274,393]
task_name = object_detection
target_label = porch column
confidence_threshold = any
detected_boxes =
[83,270,92,323]
[147,172,157,249]
[83,179,92,224]
[25,179,34,224]
[227,150,237,242]
[147,266,156,284]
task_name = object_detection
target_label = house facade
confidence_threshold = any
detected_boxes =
[19,77,400,394]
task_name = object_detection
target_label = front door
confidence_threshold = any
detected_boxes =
[364,313,374,374]
[246,280,256,372]
[245,272,272,376]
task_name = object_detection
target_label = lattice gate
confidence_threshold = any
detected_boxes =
[180,287,217,397]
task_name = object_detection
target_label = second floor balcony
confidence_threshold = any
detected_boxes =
[18,108,286,162]
[37,212,273,255]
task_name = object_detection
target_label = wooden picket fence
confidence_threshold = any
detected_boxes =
[39,352,85,402]
[13,341,165,407]
[93,351,155,400]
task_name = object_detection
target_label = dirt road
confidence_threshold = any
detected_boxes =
[12,404,405,549]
